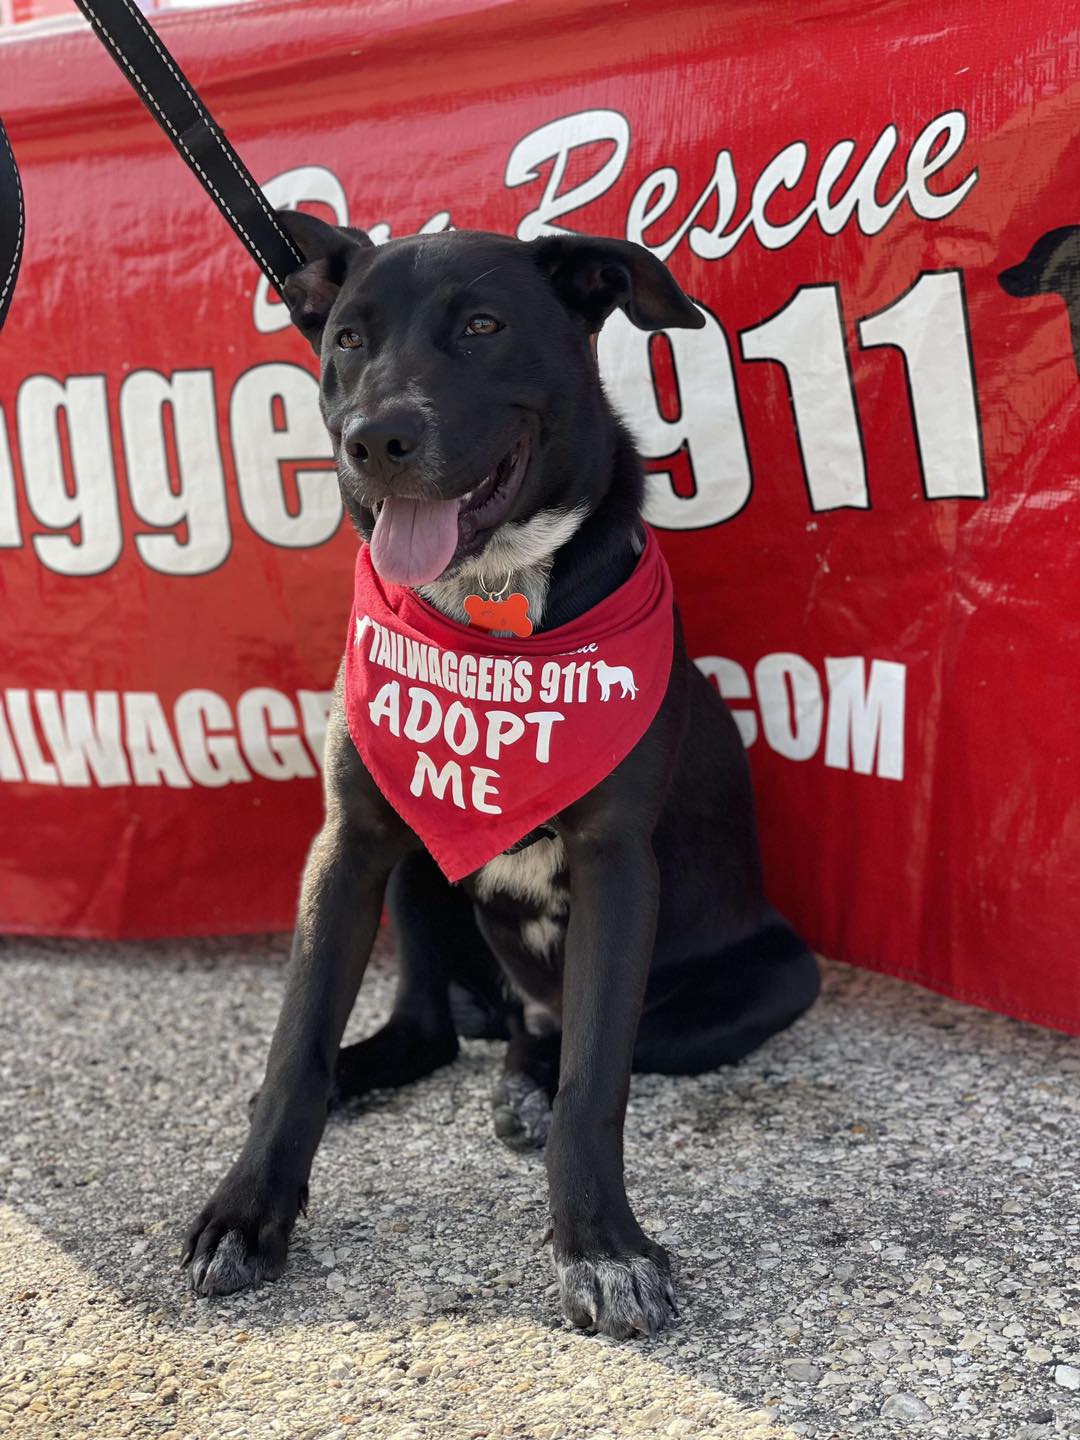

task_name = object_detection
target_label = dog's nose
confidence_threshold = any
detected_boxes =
[343,411,424,472]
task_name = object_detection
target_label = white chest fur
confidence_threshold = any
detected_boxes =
[475,835,570,959]
[419,506,586,631]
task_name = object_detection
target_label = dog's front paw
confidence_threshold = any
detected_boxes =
[182,1168,305,1297]
[554,1237,677,1339]
[493,1072,553,1151]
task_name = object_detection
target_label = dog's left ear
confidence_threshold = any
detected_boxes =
[533,235,705,333]
[277,209,375,351]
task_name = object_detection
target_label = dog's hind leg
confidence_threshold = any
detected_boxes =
[632,911,820,1074]
[333,850,474,1102]
[492,1017,560,1151]
[334,850,510,1101]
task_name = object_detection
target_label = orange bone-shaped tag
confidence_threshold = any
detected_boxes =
[463,592,534,638]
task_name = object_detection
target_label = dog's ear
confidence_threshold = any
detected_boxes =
[533,235,705,333]
[277,209,374,350]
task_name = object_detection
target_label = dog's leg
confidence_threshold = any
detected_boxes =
[184,700,407,1296]
[546,832,677,1339]
[492,1018,560,1152]
[333,850,474,1102]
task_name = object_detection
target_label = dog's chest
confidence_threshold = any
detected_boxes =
[474,835,570,963]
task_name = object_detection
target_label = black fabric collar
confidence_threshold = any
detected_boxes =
[537,522,645,632]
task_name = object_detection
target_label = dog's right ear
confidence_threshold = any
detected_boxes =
[532,234,705,334]
[277,209,374,351]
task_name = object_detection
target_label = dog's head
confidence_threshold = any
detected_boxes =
[278,211,703,588]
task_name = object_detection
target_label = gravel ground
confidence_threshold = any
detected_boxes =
[0,934,1078,1440]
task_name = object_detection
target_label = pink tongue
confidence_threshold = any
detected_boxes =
[368,495,461,586]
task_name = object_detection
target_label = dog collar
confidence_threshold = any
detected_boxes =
[540,523,646,632]
[343,526,674,881]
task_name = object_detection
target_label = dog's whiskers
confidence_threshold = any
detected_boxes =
[464,265,502,290]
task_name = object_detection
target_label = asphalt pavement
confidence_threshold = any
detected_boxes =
[1,933,1078,1439]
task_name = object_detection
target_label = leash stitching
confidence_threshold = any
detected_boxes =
[80,0,302,290]
[0,123,24,312]
[113,0,303,269]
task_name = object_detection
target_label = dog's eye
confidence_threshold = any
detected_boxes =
[464,315,502,337]
[337,329,363,350]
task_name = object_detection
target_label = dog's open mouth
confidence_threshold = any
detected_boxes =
[368,435,530,587]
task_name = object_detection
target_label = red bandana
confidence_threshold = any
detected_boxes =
[343,528,674,881]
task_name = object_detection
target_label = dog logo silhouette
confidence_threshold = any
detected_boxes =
[999,225,1080,376]
[594,659,638,700]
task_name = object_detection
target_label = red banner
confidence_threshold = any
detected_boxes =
[1,0,1077,1033]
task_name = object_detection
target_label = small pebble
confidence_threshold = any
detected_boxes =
[880,1392,933,1421]
[782,1358,821,1383]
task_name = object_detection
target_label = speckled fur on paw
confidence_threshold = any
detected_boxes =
[492,1072,553,1151]
[187,1228,285,1297]
[555,1252,678,1339]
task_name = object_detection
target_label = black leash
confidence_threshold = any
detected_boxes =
[71,0,304,291]
[0,117,24,333]
[0,0,306,334]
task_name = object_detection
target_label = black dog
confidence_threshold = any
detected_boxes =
[183,215,820,1338]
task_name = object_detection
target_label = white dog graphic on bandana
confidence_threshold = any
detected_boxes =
[593,659,638,700]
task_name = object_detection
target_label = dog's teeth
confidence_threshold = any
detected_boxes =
[460,475,496,510]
